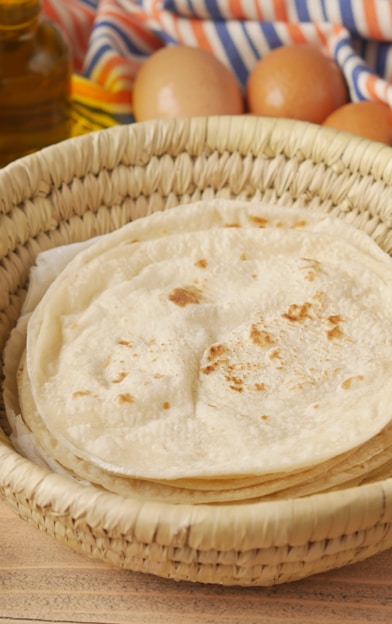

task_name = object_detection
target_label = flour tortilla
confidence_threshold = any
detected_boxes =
[15,348,388,503]
[6,343,392,503]
[8,342,392,503]
[18,199,392,482]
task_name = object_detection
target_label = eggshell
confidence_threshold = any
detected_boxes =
[246,44,348,124]
[133,45,244,121]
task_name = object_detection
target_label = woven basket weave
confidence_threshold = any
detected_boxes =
[1,115,392,586]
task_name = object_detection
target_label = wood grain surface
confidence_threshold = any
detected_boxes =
[1,498,391,624]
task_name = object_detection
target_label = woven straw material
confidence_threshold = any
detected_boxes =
[1,116,392,586]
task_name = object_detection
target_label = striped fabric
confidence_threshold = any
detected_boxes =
[42,0,392,134]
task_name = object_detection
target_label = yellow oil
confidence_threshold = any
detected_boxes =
[0,0,71,167]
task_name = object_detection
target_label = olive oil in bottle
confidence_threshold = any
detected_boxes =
[0,0,71,167]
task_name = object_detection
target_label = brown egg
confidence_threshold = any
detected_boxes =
[323,101,392,145]
[246,44,348,124]
[133,45,244,121]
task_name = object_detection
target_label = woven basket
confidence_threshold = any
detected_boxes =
[1,115,392,587]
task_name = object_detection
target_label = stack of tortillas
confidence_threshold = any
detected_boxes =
[4,199,392,504]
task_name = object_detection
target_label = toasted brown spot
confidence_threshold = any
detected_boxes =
[249,215,269,228]
[163,401,170,409]
[254,383,266,392]
[168,286,204,307]
[117,393,134,404]
[250,324,275,347]
[293,219,307,228]
[201,364,216,375]
[224,222,240,228]
[16,364,24,383]
[208,344,227,360]
[112,372,128,384]
[282,302,312,322]
[312,290,325,304]
[72,390,91,399]
[342,375,364,390]
[260,414,269,421]
[228,375,242,386]
[301,259,327,279]
[240,253,247,261]
[118,339,132,347]
[328,315,342,325]
[290,380,314,391]
[229,384,243,393]
[269,349,280,360]
[194,258,208,269]
[327,325,343,340]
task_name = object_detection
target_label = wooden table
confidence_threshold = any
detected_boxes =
[1,498,391,624]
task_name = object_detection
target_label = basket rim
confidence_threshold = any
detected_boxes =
[2,439,392,551]
[1,115,392,213]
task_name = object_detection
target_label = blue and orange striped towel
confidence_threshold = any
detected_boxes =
[42,0,392,135]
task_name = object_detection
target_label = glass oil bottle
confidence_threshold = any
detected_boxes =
[0,0,71,167]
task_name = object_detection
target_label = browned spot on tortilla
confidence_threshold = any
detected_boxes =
[301,259,327,281]
[290,379,315,391]
[201,344,229,375]
[327,325,343,340]
[250,324,275,347]
[293,219,307,228]
[240,253,247,261]
[118,339,132,347]
[163,401,170,409]
[225,373,244,393]
[260,414,269,421]
[16,364,24,383]
[168,286,204,307]
[112,372,128,384]
[342,375,364,390]
[269,349,280,360]
[312,290,325,304]
[117,393,134,404]
[208,343,227,360]
[282,302,312,322]
[194,258,208,269]
[254,383,266,391]
[224,222,240,228]
[328,314,342,325]
[228,375,242,386]
[249,215,269,228]
[72,390,91,398]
